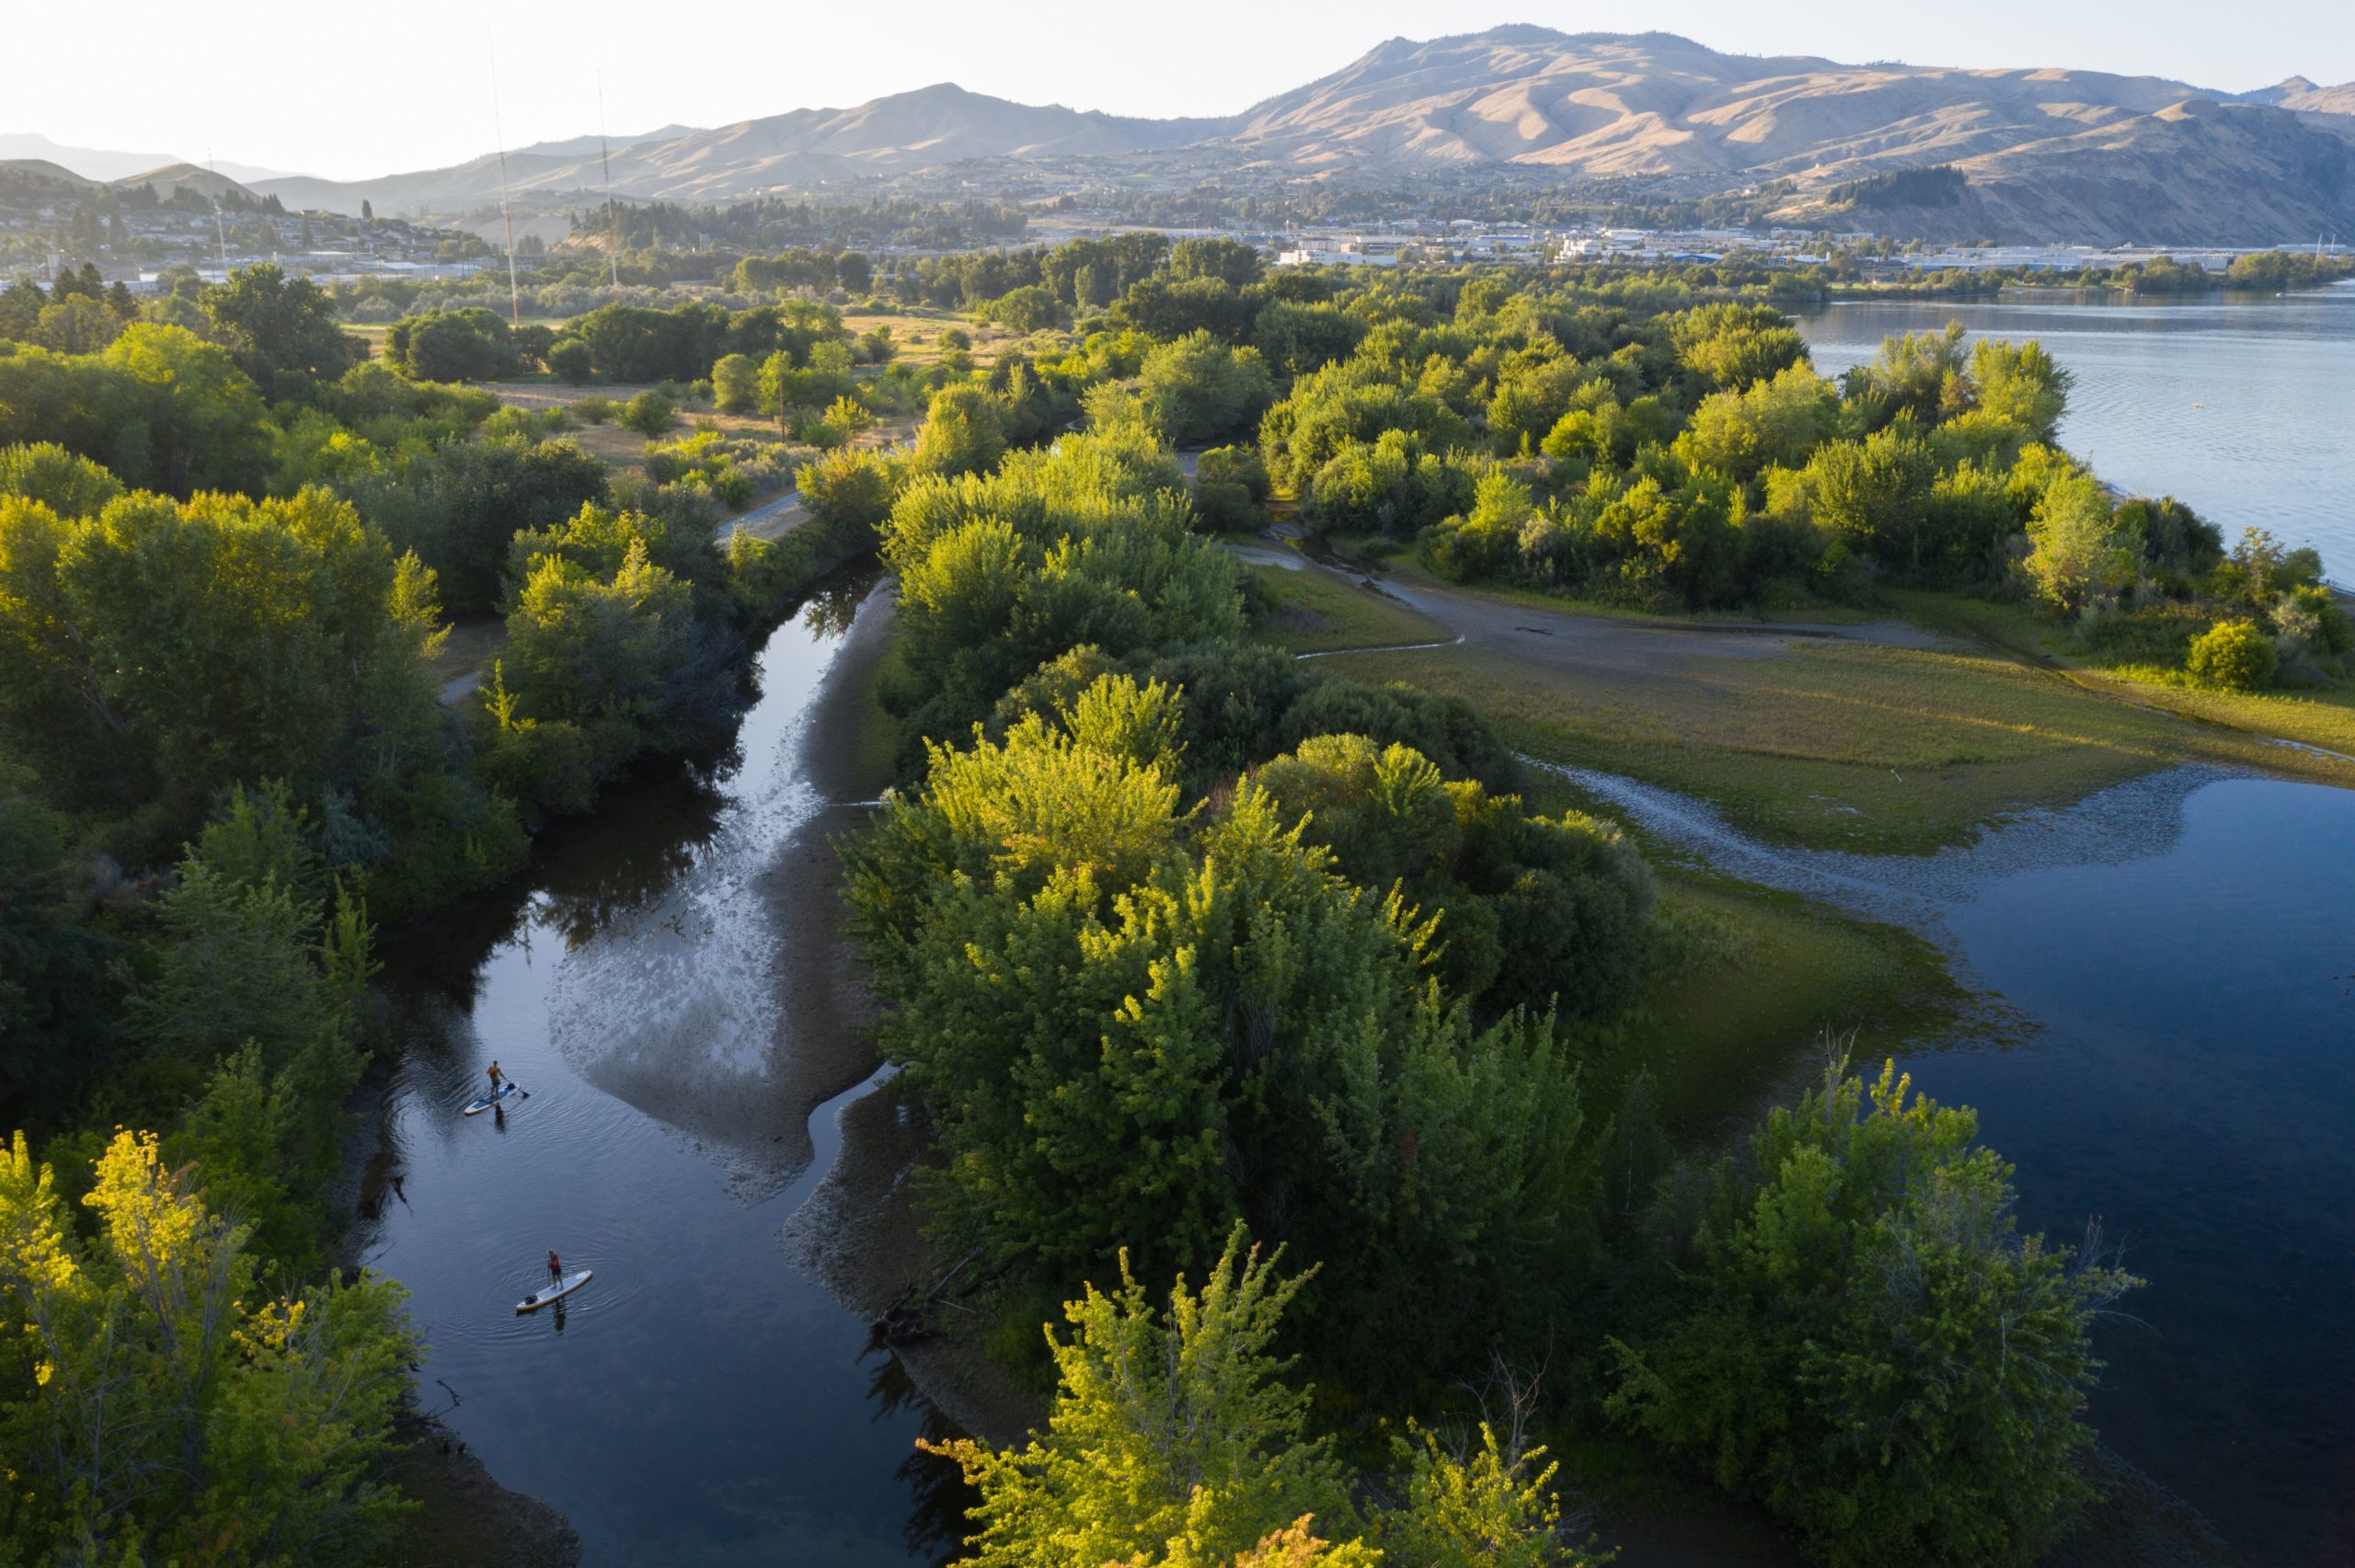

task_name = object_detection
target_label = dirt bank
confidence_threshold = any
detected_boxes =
[387,1412,581,1568]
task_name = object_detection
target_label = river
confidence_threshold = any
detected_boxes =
[1559,762,2355,1563]
[1797,285,2355,580]
[356,577,967,1567]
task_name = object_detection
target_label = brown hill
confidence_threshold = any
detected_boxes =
[0,158,100,195]
[248,29,2355,245]
[2237,75,2355,116]
[114,163,259,203]
[259,83,1224,216]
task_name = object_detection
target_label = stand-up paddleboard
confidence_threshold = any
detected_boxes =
[464,1082,523,1116]
[517,1270,592,1312]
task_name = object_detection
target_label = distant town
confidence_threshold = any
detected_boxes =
[5,158,2344,298]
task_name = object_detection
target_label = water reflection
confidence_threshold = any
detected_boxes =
[1551,761,2355,1561]
[864,1347,981,1566]
[363,578,969,1565]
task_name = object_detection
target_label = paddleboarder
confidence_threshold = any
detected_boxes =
[487,1060,506,1101]
[547,1249,562,1288]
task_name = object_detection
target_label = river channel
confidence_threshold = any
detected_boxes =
[356,577,965,1567]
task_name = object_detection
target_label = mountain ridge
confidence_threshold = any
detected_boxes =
[82,28,2355,246]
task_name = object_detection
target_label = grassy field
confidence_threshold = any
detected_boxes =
[1893,589,2355,760]
[1322,632,2353,853]
[1245,561,1450,654]
[837,304,1007,366]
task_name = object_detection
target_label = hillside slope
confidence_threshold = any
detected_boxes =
[246,29,2355,244]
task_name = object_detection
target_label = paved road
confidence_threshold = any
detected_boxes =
[727,485,806,543]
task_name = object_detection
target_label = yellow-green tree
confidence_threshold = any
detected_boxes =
[0,1130,418,1563]
[927,1227,1603,1567]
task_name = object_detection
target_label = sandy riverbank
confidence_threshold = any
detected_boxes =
[763,582,1048,1448]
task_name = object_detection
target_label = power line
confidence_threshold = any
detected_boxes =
[488,34,522,328]
[599,71,621,291]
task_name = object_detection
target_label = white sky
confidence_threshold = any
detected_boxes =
[20,0,2355,180]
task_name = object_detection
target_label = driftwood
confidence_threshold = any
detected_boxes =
[872,1245,999,1344]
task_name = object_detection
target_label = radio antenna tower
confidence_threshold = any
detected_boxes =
[208,148,230,279]
[599,72,622,291]
[488,35,523,327]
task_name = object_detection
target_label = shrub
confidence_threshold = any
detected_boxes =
[569,394,616,424]
[2185,618,2277,691]
[2272,584,2354,658]
[618,391,676,437]
[545,337,594,383]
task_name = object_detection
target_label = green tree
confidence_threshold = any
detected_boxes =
[500,509,729,762]
[341,434,610,615]
[1678,362,1837,482]
[911,383,1008,478]
[618,390,676,436]
[1378,1422,1603,1568]
[2023,471,2132,612]
[1140,330,1275,446]
[382,307,515,382]
[0,486,443,826]
[201,262,362,390]
[0,1129,419,1563]
[1608,1059,2139,1567]
[0,441,123,517]
[1797,423,1939,575]
[30,295,121,355]
[0,771,118,1130]
[545,336,594,383]
[1252,733,1653,1019]
[926,1226,1601,1567]
[1967,338,2072,446]
[796,447,902,535]
[1669,302,1808,394]
[711,351,760,414]
[982,284,1067,334]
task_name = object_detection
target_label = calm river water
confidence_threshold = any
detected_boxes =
[1798,286,2355,580]
[359,580,964,1567]
[1564,763,2355,1563]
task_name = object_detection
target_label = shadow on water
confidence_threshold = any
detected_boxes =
[1545,759,2355,1563]
[360,571,971,1567]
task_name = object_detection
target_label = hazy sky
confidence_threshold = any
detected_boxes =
[20,0,2355,179]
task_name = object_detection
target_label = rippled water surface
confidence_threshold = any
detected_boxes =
[1560,763,2355,1562]
[1798,287,2355,578]
[360,583,963,1566]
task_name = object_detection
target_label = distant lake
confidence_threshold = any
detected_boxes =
[1796,287,2355,582]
